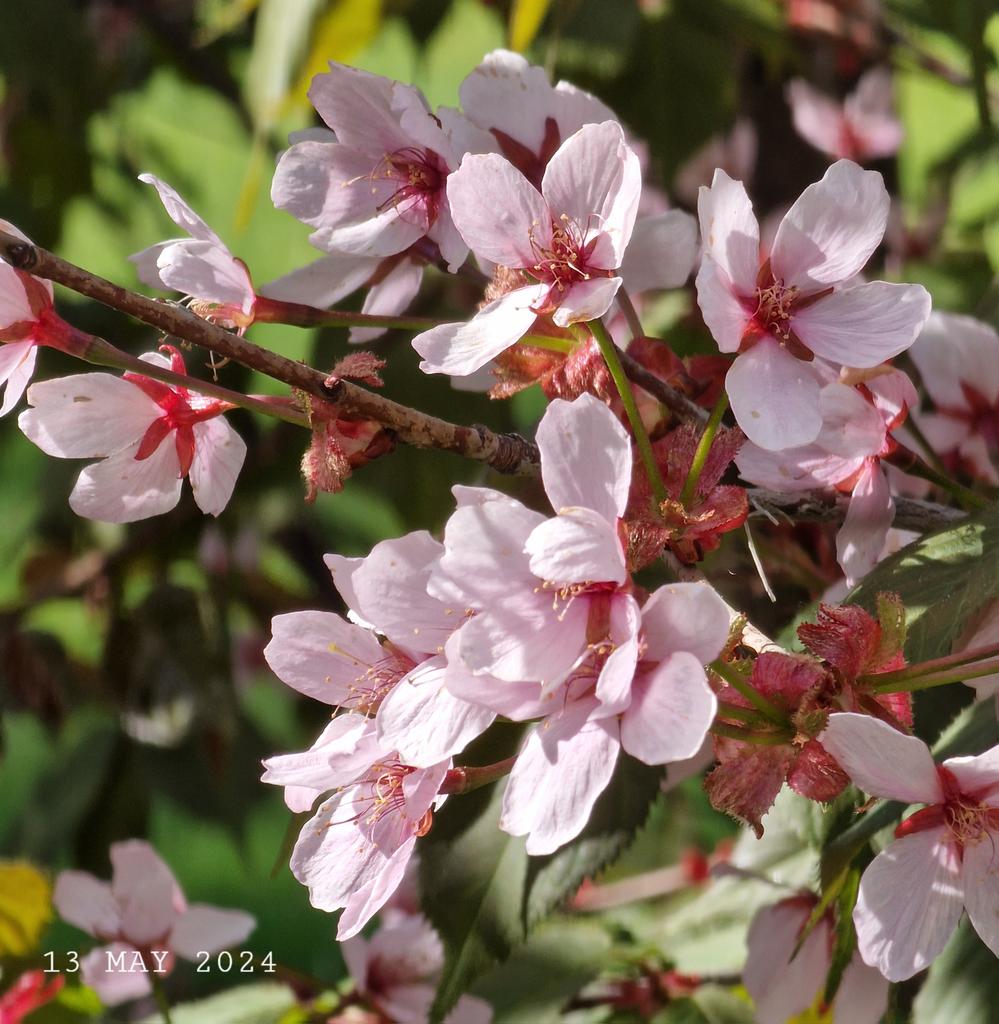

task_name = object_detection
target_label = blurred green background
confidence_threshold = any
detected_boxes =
[0,0,995,1019]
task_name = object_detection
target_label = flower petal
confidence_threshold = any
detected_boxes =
[792,281,931,369]
[155,240,254,313]
[621,652,717,765]
[189,417,246,517]
[694,256,752,354]
[819,712,943,804]
[833,954,891,1024]
[536,392,632,522]
[80,944,153,1006]
[910,311,999,410]
[525,507,626,587]
[697,168,760,295]
[259,252,379,309]
[138,174,225,245]
[413,284,546,377]
[52,872,120,938]
[640,582,731,664]
[350,258,424,344]
[552,276,622,327]
[837,462,894,586]
[171,905,255,960]
[621,210,698,294]
[960,836,999,958]
[853,830,963,981]
[110,840,183,946]
[0,341,36,417]
[771,160,889,290]
[817,383,886,458]
[725,338,824,450]
[500,703,620,854]
[69,439,184,523]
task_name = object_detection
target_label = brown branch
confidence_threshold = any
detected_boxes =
[0,230,540,476]
[748,489,966,533]
[617,348,708,424]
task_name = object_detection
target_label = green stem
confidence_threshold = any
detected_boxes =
[150,973,173,1024]
[76,332,311,428]
[891,444,988,511]
[903,415,948,475]
[254,295,439,332]
[710,721,793,746]
[715,701,767,725]
[586,317,668,507]
[871,655,999,694]
[519,333,575,354]
[860,640,999,689]
[679,390,728,508]
[710,659,788,725]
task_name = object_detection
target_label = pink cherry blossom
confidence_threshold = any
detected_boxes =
[340,912,491,1024]
[413,121,641,376]
[261,713,449,940]
[737,367,917,584]
[695,159,930,449]
[909,311,999,485]
[820,712,999,980]
[53,840,254,1006]
[271,63,468,271]
[673,118,757,206]
[743,894,888,1024]
[18,346,246,522]
[498,580,729,854]
[787,68,903,163]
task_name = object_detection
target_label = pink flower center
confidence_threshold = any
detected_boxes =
[123,346,233,477]
[741,260,831,361]
[372,146,446,226]
[945,382,999,449]
[357,761,434,837]
[894,765,999,852]
[327,640,415,714]
[527,216,611,314]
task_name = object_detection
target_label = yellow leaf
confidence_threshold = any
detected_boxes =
[509,0,552,53]
[0,862,52,957]
[291,0,384,111]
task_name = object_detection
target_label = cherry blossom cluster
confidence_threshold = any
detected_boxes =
[6,43,999,1020]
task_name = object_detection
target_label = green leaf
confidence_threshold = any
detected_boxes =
[421,744,664,1022]
[473,920,611,1024]
[849,505,999,662]
[139,982,296,1023]
[912,919,999,1023]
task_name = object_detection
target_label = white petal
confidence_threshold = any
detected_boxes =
[622,210,698,294]
[771,160,889,290]
[413,285,545,376]
[725,338,823,450]
[695,257,752,354]
[836,462,894,587]
[833,954,891,1024]
[640,582,731,664]
[697,168,760,295]
[960,835,999,958]
[526,508,626,587]
[189,417,246,517]
[350,258,424,344]
[69,439,184,523]
[171,905,255,959]
[156,240,255,313]
[552,276,622,327]
[910,311,999,410]
[820,712,942,804]
[536,392,632,521]
[817,383,886,458]
[259,252,379,308]
[138,174,225,245]
[19,373,159,457]
[0,341,36,417]
[853,830,963,981]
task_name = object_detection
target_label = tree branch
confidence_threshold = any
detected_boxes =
[747,489,966,532]
[0,230,540,476]
[617,348,709,424]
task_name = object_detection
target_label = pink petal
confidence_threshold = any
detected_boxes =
[350,258,424,344]
[270,142,373,235]
[640,581,731,664]
[737,439,857,491]
[853,830,963,981]
[833,954,891,1024]
[771,160,889,290]
[189,417,245,517]
[349,531,452,655]
[792,281,931,369]
[0,263,36,327]
[80,944,153,1006]
[621,652,717,765]
[110,840,184,945]
[786,79,847,158]
[138,173,225,245]
[0,341,36,417]
[53,871,120,938]
[959,835,999,958]
[69,439,184,523]
[19,373,160,458]
[259,252,379,309]
[264,611,389,706]
[526,508,626,587]
[819,712,943,804]
[914,412,968,457]
[836,462,894,586]
[942,747,999,798]
[536,392,632,522]
[694,257,752,354]
[413,284,546,376]
[171,905,255,959]
[845,68,903,160]
[376,658,495,767]
[443,645,548,720]
[552,275,622,327]
[337,840,416,940]
[261,715,381,794]
[541,121,641,268]
[743,900,830,1024]
[500,701,620,854]
[696,168,760,295]
[592,594,642,715]
[155,240,254,312]
[725,338,824,450]
[446,153,549,268]
[910,311,999,410]
[816,383,886,457]
[621,210,699,294]
[308,62,409,153]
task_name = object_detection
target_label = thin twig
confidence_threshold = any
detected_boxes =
[617,348,709,424]
[0,230,540,476]
[747,489,966,533]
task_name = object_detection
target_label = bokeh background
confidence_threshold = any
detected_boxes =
[0,0,996,1020]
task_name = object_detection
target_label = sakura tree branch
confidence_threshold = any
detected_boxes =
[0,230,540,476]
[747,488,967,533]
[617,347,709,425]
